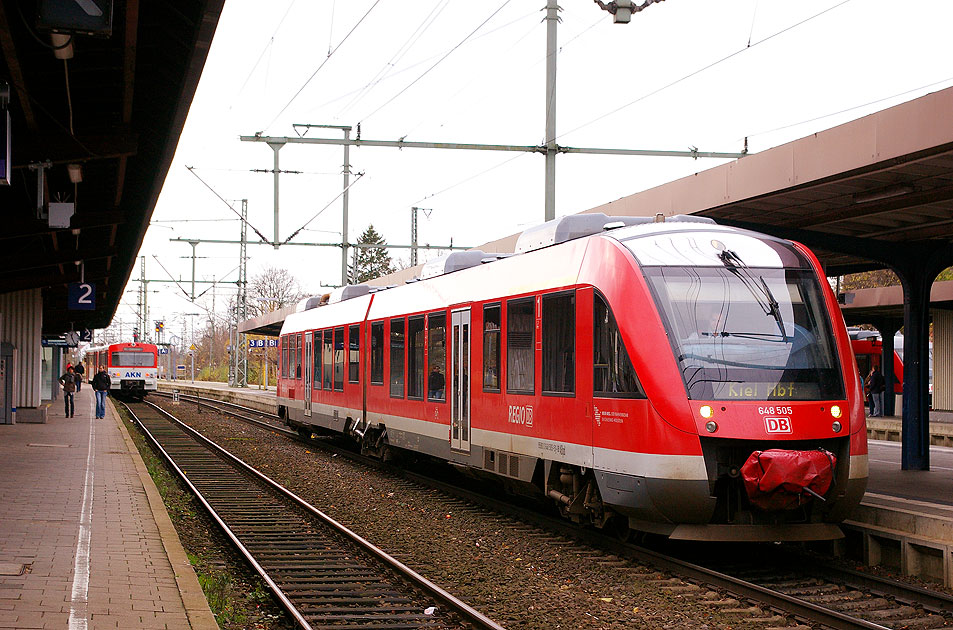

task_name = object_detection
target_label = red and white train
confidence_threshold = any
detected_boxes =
[277,214,868,541]
[84,342,159,398]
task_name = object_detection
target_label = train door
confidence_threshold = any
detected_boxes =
[450,309,471,452]
[304,333,313,417]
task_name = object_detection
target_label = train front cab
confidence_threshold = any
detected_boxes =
[585,227,868,541]
[108,343,158,398]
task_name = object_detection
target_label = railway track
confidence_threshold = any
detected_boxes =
[121,398,505,630]
[143,392,953,630]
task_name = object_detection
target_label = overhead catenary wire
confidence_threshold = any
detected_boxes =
[185,166,272,244]
[151,255,193,301]
[558,0,854,142]
[309,5,535,118]
[360,0,514,124]
[281,172,366,245]
[399,9,543,139]
[264,0,383,131]
[740,75,953,144]
[229,0,299,111]
[336,0,452,120]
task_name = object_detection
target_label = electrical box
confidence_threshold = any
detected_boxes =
[49,202,75,228]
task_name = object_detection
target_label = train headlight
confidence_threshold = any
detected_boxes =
[699,405,714,419]
[705,420,718,433]
[832,421,842,433]
[830,405,842,419]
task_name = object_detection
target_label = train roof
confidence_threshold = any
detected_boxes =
[278,216,807,335]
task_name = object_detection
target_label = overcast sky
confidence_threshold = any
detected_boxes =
[124,0,953,343]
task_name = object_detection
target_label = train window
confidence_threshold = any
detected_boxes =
[297,334,303,379]
[542,291,575,395]
[371,321,384,384]
[111,351,154,367]
[281,336,287,378]
[428,312,446,402]
[483,304,501,392]
[643,266,844,401]
[323,330,333,390]
[289,335,297,380]
[594,293,645,398]
[390,318,405,398]
[334,327,345,391]
[348,325,360,383]
[506,298,535,395]
[407,317,425,399]
[313,331,322,390]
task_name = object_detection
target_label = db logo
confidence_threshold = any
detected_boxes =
[764,417,793,433]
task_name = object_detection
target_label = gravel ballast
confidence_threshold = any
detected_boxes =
[143,398,799,629]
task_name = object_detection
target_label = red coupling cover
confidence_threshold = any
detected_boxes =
[740,449,836,511]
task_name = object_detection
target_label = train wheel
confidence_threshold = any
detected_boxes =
[611,515,633,542]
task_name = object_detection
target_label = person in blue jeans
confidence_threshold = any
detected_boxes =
[91,369,111,419]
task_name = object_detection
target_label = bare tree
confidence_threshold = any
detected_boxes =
[248,267,307,317]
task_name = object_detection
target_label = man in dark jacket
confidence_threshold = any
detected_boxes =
[92,369,111,419]
[58,366,77,418]
[73,362,85,391]
[866,366,886,417]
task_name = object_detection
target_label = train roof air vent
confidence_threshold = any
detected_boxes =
[418,250,492,280]
[328,284,370,304]
[299,294,329,311]
[515,213,717,253]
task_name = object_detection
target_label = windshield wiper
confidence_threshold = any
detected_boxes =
[718,249,787,340]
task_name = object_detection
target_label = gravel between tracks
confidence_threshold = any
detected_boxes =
[147,399,790,629]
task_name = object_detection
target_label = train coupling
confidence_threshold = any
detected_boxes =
[740,448,836,511]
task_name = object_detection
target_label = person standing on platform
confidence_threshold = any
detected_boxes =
[73,361,85,391]
[92,368,111,419]
[58,366,77,418]
[866,365,886,417]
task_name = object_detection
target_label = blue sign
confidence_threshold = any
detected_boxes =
[158,348,169,355]
[248,339,279,348]
[67,283,95,311]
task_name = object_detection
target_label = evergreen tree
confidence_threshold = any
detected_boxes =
[350,225,395,283]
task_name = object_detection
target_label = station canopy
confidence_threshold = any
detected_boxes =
[0,0,224,334]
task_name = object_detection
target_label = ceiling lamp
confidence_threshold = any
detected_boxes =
[50,33,73,60]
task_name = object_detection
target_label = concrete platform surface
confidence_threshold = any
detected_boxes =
[0,388,217,629]
[867,439,953,505]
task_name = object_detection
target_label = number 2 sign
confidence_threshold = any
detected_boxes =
[68,282,96,311]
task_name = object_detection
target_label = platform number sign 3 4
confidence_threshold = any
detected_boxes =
[68,282,96,311]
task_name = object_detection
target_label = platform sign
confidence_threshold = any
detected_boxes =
[248,339,279,348]
[176,364,186,371]
[79,329,92,342]
[67,282,95,311]
[158,347,169,355]
[36,0,113,37]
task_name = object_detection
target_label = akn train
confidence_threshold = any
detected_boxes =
[84,342,159,398]
[277,215,867,541]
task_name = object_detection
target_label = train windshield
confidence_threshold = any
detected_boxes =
[643,266,844,401]
[111,351,154,367]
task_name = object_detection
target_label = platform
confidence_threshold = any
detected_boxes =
[158,380,277,415]
[0,387,217,629]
